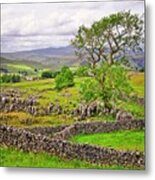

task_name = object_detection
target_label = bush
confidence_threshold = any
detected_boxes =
[80,79,99,102]
[41,70,59,79]
[55,66,74,90]
[41,71,53,79]
[11,74,21,82]
[80,63,133,108]
[76,66,89,77]
[0,74,21,83]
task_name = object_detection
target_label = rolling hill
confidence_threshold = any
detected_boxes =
[1,45,144,70]
[1,46,80,69]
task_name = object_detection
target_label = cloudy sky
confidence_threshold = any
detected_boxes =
[1,1,144,52]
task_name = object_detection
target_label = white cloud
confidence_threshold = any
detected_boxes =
[1,1,144,52]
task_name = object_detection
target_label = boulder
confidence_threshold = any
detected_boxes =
[116,111,133,122]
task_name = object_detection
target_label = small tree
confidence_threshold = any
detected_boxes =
[72,11,144,68]
[55,66,74,90]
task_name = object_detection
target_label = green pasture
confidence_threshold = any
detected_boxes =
[0,147,143,170]
[7,64,34,71]
[70,130,144,152]
[0,73,144,127]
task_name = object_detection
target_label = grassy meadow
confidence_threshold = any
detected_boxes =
[70,130,144,152]
[0,72,144,127]
[0,147,143,170]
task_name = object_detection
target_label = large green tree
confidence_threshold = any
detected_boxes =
[72,11,144,68]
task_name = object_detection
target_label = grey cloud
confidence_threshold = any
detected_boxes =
[1,1,144,52]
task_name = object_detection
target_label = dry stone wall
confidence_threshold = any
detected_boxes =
[24,120,145,139]
[26,120,144,139]
[0,121,145,168]
[25,124,69,136]
[56,119,145,139]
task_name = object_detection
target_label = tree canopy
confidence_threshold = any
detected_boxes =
[72,11,144,68]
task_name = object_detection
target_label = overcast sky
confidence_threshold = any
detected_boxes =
[1,1,144,52]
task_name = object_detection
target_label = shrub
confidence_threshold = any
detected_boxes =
[0,74,21,83]
[80,79,99,102]
[41,71,53,79]
[34,68,38,72]
[55,66,74,90]
[76,66,89,77]
[11,74,21,83]
[41,70,59,79]
[80,63,133,108]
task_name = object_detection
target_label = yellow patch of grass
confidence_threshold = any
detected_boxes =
[130,72,144,86]
[129,72,144,97]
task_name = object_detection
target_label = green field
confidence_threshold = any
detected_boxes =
[7,64,34,71]
[1,57,45,75]
[0,69,144,169]
[0,73,144,127]
[0,147,143,170]
[1,76,111,127]
[70,130,144,152]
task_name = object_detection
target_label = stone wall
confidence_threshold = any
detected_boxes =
[25,120,145,139]
[25,124,69,136]
[54,119,145,139]
[0,125,144,168]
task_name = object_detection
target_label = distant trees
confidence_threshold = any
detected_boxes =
[0,68,8,74]
[41,71,53,78]
[72,11,144,68]
[18,70,28,76]
[55,66,74,90]
[41,70,59,79]
[11,74,21,82]
[0,74,21,83]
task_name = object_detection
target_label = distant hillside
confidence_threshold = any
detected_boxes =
[1,46,81,69]
[126,53,144,70]
[1,45,76,58]
[1,45,144,70]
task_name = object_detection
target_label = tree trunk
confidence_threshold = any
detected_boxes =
[91,61,96,69]
[108,53,113,65]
